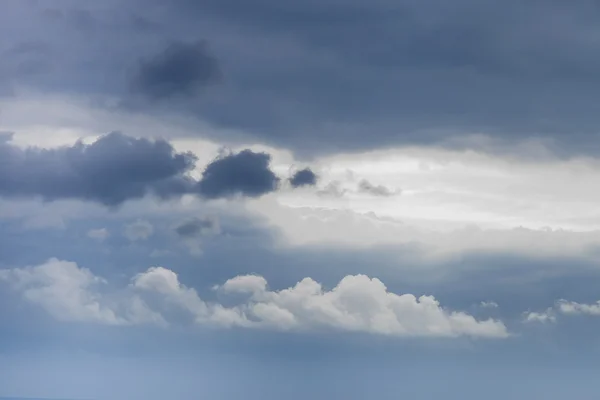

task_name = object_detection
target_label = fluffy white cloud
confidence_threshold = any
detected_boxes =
[556,300,600,316]
[480,301,499,309]
[524,309,557,324]
[0,258,124,325]
[132,267,210,321]
[219,274,508,338]
[221,275,268,294]
[525,299,600,324]
[0,259,507,338]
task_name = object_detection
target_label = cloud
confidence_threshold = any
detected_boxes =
[131,40,221,99]
[0,132,308,205]
[525,299,600,324]
[197,150,280,199]
[221,274,267,295]
[174,216,220,238]
[480,301,498,309]
[556,300,600,316]
[524,309,556,324]
[289,168,317,188]
[218,274,508,338]
[132,266,210,319]
[0,131,196,206]
[7,1,600,157]
[124,219,154,241]
[0,259,508,338]
[317,181,347,198]
[0,258,163,326]
[87,228,109,241]
[173,216,221,255]
[357,179,397,197]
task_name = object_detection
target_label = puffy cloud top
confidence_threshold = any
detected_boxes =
[0,259,509,339]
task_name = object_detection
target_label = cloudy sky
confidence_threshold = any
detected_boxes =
[2,1,600,399]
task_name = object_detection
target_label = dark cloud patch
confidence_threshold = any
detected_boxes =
[0,132,197,206]
[131,40,221,99]
[175,216,221,237]
[0,131,308,205]
[197,150,280,199]
[127,0,600,157]
[290,168,317,188]
[357,179,396,197]
[11,0,600,157]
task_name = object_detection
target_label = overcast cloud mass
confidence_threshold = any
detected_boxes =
[1,1,600,400]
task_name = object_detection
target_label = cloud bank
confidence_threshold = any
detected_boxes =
[0,258,508,338]
[6,1,600,156]
[0,131,196,206]
[0,132,306,206]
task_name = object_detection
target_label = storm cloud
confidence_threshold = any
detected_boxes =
[4,0,600,156]
[0,132,196,206]
[0,133,289,205]
[131,40,221,99]
[197,150,280,199]
[289,168,317,188]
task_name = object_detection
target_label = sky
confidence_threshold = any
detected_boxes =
[2,1,600,399]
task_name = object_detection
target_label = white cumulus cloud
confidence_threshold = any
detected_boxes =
[0,258,123,325]
[0,259,509,339]
[218,274,508,338]
[524,298,600,324]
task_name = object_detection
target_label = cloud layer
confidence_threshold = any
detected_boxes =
[5,1,600,156]
[0,258,508,338]
[0,132,300,205]
[0,131,196,206]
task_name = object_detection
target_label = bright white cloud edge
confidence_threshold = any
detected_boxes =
[525,299,600,324]
[0,258,508,339]
[6,92,600,259]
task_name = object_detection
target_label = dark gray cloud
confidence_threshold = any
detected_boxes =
[7,0,600,157]
[289,168,317,188]
[0,132,297,205]
[174,216,221,237]
[131,40,221,99]
[357,179,396,197]
[0,132,196,206]
[123,0,600,157]
[197,150,280,198]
